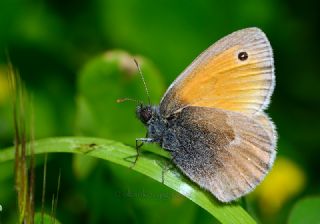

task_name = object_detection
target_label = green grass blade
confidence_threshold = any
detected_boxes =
[0,137,256,224]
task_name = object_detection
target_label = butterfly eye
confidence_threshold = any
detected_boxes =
[238,51,248,61]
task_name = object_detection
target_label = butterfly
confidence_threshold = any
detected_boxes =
[133,27,277,202]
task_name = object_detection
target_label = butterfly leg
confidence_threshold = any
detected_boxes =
[130,137,154,168]
[161,161,175,184]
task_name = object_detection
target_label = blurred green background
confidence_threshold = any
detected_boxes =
[0,0,319,223]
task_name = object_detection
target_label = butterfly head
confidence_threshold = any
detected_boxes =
[136,104,153,125]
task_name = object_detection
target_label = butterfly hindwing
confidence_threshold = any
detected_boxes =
[163,106,276,202]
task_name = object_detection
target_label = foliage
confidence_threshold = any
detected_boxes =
[288,197,320,224]
[0,0,319,223]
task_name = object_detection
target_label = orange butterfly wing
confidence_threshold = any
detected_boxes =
[160,27,275,117]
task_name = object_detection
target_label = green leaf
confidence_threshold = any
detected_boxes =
[76,50,165,144]
[0,137,256,224]
[288,197,320,224]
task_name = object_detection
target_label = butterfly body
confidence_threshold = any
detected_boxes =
[135,27,277,202]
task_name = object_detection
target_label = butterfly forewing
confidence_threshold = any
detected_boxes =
[160,27,274,117]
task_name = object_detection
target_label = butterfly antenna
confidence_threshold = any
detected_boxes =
[134,59,151,105]
[116,97,143,105]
